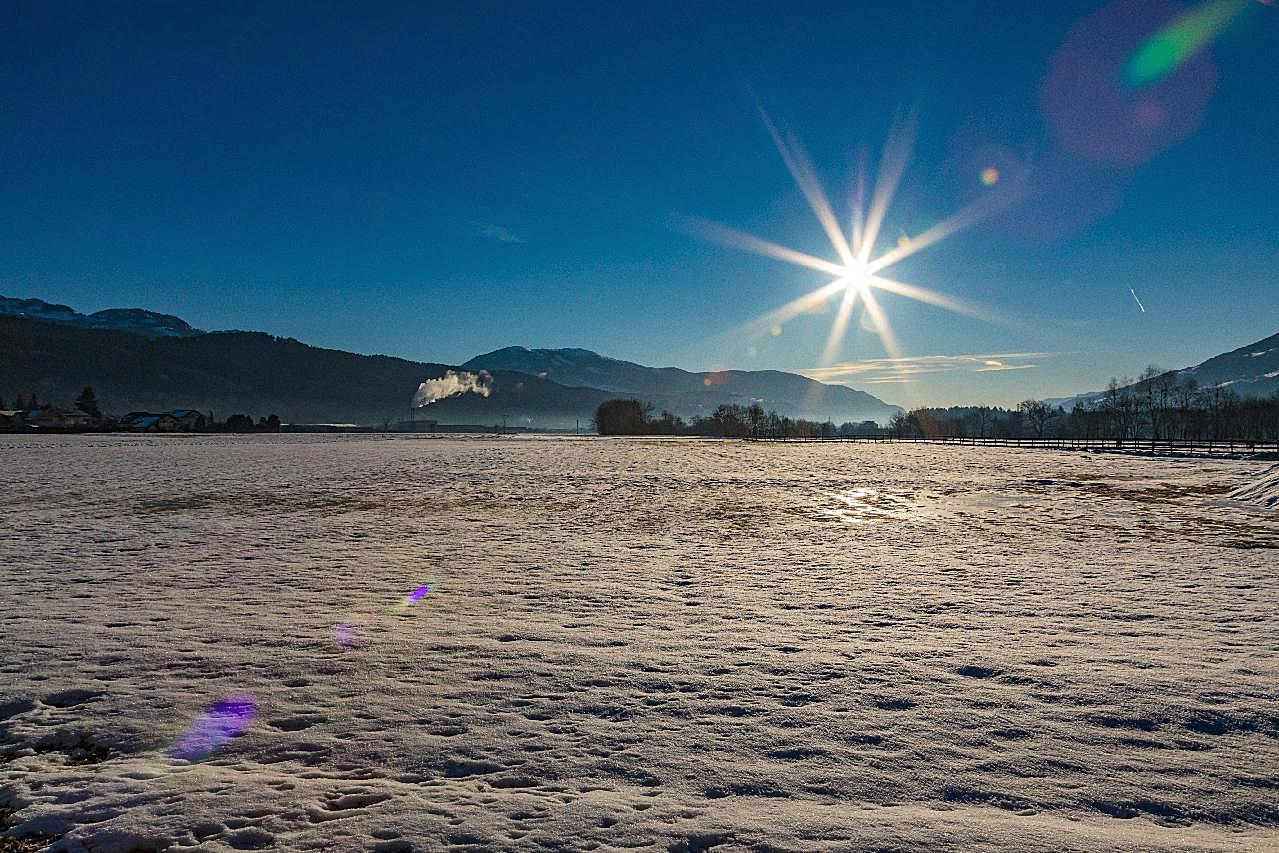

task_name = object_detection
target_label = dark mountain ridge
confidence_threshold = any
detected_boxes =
[0,315,610,427]
[1,294,905,427]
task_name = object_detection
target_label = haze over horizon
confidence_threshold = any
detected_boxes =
[3,1,1276,408]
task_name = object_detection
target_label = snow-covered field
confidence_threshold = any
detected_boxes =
[2,434,1277,852]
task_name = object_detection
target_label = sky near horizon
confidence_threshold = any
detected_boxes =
[2,1,1276,408]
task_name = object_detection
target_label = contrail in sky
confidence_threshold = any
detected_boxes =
[1129,288,1147,313]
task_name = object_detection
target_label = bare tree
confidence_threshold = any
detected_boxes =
[746,402,766,438]
[1173,376,1198,439]
[965,406,992,438]
[1016,399,1053,438]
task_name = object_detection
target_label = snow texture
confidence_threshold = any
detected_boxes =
[1224,464,1279,511]
[2,435,1277,852]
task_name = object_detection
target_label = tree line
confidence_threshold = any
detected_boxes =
[593,399,878,438]
[595,367,1279,442]
[1,386,283,433]
[892,369,1279,442]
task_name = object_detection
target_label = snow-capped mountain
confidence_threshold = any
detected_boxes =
[0,296,203,337]
[1047,331,1279,410]
[1179,331,1279,396]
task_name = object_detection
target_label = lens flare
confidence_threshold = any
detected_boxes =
[980,166,1000,186]
[169,695,256,762]
[1042,0,1222,166]
[1124,0,1250,87]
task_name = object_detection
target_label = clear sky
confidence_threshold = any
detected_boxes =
[2,1,1276,407]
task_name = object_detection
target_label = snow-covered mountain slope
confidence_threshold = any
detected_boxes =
[1179,331,1279,397]
[0,295,203,337]
[1047,330,1279,410]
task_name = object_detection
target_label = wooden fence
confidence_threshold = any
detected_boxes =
[756,435,1279,454]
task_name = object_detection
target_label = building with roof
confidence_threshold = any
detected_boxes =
[169,409,210,430]
[123,412,180,432]
[0,410,27,432]
[22,407,94,430]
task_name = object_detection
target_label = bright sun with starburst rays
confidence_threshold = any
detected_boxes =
[686,108,1015,368]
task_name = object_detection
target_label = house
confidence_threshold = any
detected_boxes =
[119,409,208,431]
[169,409,210,430]
[123,412,180,432]
[23,407,94,430]
[0,410,27,432]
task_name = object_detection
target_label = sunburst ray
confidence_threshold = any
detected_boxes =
[677,216,847,278]
[731,277,848,340]
[866,185,1015,275]
[858,110,917,267]
[684,107,1007,367]
[759,108,856,267]
[870,276,996,324]
[858,286,900,359]
[820,285,862,367]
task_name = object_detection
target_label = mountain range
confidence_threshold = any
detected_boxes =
[1046,331,1279,410]
[0,295,202,338]
[0,296,901,428]
[7,294,1272,427]
[463,347,899,424]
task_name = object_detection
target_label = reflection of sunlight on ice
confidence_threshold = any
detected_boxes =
[819,488,911,524]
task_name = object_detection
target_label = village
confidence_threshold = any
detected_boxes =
[0,386,280,434]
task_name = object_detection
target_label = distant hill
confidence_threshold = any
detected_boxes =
[1047,330,1279,410]
[1179,331,1279,396]
[0,295,202,337]
[1,294,903,428]
[464,346,902,424]
[0,315,610,427]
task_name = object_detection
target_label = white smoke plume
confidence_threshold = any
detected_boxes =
[412,370,493,408]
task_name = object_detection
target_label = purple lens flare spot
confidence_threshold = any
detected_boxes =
[405,583,432,605]
[169,694,257,761]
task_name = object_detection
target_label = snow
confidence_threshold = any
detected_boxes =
[2,434,1277,852]
[1223,463,1279,511]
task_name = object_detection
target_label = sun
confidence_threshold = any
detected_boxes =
[685,108,1012,366]
[841,261,871,295]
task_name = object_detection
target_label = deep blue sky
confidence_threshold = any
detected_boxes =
[2,1,1276,406]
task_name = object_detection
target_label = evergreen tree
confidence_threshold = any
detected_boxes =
[75,386,102,418]
[225,414,254,432]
